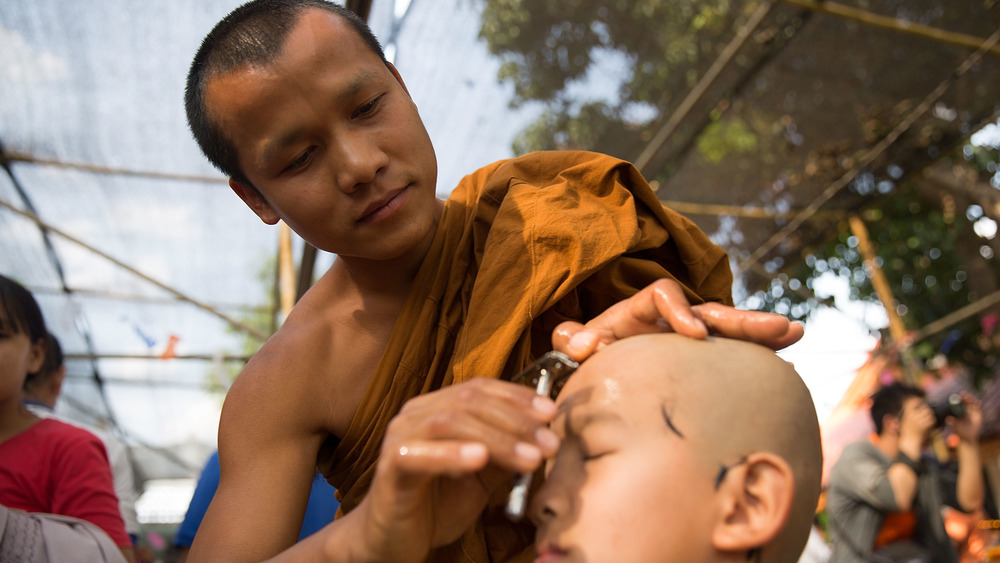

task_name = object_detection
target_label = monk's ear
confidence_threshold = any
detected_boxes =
[711,452,794,553]
[229,178,280,225]
[386,62,411,96]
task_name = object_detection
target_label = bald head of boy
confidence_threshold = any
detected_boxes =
[530,333,822,563]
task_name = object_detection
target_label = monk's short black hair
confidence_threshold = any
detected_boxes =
[184,0,388,188]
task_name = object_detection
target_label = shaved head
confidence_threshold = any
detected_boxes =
[553,333,823,562]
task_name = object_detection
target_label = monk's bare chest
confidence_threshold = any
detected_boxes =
[316,299,401,438]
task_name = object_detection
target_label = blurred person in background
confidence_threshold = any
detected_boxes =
[22,332,143,547]
[826,382,983,563]
[0,274,135,562]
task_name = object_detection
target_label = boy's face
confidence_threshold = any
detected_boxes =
[204,9,440,260]
[529,340,717,562]
[0,309,44,403]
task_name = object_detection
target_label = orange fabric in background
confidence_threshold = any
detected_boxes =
[874,510,917,548]
[316,151,735,563]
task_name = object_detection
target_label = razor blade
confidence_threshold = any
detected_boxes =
[505,351,578,520]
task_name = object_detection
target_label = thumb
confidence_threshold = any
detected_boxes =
[552,321,599,362]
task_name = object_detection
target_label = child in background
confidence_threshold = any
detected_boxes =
[0,274,134,563]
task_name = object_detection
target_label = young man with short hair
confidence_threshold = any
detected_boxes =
[183,2,804,560]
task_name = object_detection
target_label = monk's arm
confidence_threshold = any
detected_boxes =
[552,278,804,362]
[265,379,558,563]
[186,352,326,562]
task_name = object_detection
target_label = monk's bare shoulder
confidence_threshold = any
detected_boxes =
[222,263,395,441]
[219,307,334,445]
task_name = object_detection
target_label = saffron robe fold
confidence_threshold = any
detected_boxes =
[317,150,733,562]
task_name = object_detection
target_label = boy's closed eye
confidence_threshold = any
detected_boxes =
[561,412,625,463]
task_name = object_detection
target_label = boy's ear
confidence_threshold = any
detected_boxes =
[230,178,280,225]
[711,452,794,554]
[27,338,46,375]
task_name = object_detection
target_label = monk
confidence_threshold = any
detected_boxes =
[273,334,823,563]
[182,1,804,561]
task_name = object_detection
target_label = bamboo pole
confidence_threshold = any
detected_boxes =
[848,214,919,382]
[27,285,270,313]
[65,353,251,361]
[779,0,1000,57]
[0,196,269,342]
[662,199,843,220]
[278,222,296,318]
[3,150,226,184]
[634,0,775,174]
[909,288,1000,345]
[296,243,318,303]
[848,215,907,343]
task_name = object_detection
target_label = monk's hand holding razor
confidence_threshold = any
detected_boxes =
[350,378,559,563]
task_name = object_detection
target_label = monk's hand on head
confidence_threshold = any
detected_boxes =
[351,378,558,563]
[552,278,804,362]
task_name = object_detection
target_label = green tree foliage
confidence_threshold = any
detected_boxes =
[479,0,743,158]
[747,142,1000,384]
[478,0,1000,384]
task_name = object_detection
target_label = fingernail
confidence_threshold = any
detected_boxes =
[568,331,596,352]
[460,443,487,461]
[514,442,541,463]
[533,395,557,416]
[535,427,559,452]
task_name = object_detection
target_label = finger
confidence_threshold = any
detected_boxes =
[397,410,554,473]
[551,320,588,355]
[389,384,558,472]
[644,279,710,339]
[587,280,708,342]
[551,321,603,361]
[387,441,490,479]
[553,280,709,362]
[692,303,804,350]
[401,378,557,427]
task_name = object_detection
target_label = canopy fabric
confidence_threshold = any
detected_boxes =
[1,0,998,490]
[0,0,539,482]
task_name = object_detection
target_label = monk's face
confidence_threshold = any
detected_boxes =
[529,336,719,562]
[204,8,440,260]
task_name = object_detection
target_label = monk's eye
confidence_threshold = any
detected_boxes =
[353,95,383,119]
[283,147,315,173]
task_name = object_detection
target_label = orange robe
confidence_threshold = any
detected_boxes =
[317,151,733,561]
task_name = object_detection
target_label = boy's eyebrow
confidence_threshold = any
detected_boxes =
[661,404,684,438]
[558,408,625,436]
[259,69,380,165]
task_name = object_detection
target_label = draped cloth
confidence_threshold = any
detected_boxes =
[317,151,733,562]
